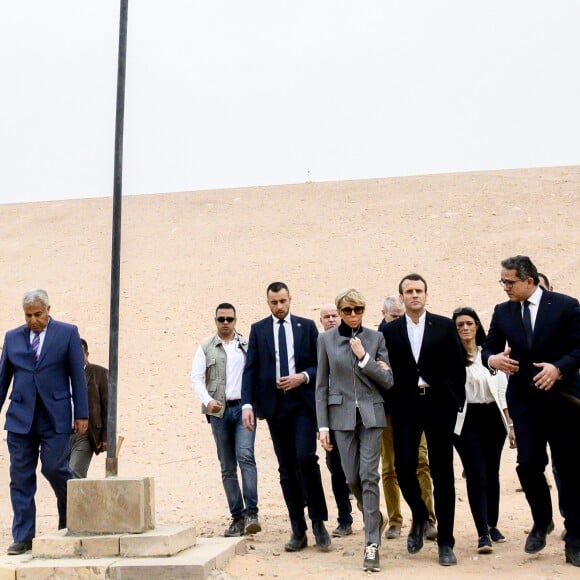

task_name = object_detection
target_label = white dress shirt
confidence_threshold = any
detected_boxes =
[190,335,245,406]
[405,312,428,386]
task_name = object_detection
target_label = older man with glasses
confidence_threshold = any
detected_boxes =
[191,302,261,538]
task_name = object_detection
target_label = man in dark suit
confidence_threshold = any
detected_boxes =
[0,289,88,555]
[482,255,580,567]
[382,274,465,566]
[242,282,330,552]
[68,338,108,478]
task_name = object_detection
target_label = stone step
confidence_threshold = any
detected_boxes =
[0,536,245,580]
[32,524,197,559]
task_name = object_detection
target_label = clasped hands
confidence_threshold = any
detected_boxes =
[490,347,560,390]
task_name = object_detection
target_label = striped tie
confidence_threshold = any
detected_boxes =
[31,332,41,360]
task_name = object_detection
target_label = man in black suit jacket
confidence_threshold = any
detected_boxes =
[242,282,330,552]
[382,274,465,566]
[482,255,580,567]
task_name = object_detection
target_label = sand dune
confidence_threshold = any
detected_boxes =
[0,165,579,578]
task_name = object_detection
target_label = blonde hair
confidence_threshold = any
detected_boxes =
[335,288,366,310]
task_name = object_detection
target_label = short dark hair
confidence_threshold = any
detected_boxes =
[80,338,88,353]
[266,282,289,295]
[398,273,427,295]
[538,272,550,289]
[452,307,487,366]
[215,303,236,316]
[501,255,539,285]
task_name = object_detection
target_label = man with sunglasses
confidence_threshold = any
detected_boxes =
[382,274,466,566]
[483,255,580,567]
[191,303,261,538]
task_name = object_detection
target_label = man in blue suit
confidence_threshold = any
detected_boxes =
[482,256,580,567]
[0,289,88,555]
[242,282,330,552]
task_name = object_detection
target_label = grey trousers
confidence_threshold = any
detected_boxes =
[334,421,383,545]
[69,433,94,479]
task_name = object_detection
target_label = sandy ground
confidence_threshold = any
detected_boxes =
[0,165,579,578]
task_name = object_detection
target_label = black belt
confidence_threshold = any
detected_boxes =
[225,399,241,407]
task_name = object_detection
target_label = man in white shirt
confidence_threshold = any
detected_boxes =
[191,303,261,538]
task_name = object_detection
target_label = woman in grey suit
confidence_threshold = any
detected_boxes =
[316,288,394,572]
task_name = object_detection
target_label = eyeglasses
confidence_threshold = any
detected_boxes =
[498,278,523,288]
[341,306,365,315]
[216,317,235,323]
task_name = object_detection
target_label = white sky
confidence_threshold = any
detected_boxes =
[1,1,579,205]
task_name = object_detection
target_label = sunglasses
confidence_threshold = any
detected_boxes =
[341,306,365,315]
[216,317,235,323]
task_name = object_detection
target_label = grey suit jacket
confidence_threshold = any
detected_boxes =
[316,325,393,431]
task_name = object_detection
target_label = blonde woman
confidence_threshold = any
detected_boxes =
[316,289,393,572]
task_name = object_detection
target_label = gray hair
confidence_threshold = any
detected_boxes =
[22,288,50,309]
[382,295,402,311]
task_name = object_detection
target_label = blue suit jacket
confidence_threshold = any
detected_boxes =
[482,290,580,409]
[0,318,89,434]
[241,314,318,420]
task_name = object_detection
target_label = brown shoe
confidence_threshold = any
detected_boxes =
[385,525,401,539]
[424,520,438,541]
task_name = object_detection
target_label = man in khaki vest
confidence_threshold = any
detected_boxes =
[191,303,261,537]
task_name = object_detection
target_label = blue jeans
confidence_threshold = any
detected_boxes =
[209,403,258,520]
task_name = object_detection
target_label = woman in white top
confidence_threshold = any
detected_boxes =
[452,307,515,554]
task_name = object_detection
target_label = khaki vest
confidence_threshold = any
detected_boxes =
[200,333,248,418]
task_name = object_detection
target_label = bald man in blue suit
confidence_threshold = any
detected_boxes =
[0,289,88,555]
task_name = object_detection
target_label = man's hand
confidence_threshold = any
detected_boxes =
[242,407,255,432]
[278,373,306,392]
[206,399,223,413]
[319,430,332,452]
[489,347,519,375]
[74,419,88,435]
[97,441,108,452]
[532,362,561,391]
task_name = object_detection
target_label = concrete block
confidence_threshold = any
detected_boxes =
[32,534,81,558]
[80,536,121,558]
[0,564,16,580]
[67,477,155,534]
[119,524,196,557]
[14,558,114,579]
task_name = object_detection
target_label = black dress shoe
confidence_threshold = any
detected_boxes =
[438,545,457,566]
[7,540,32,555]
[565,545,580,567]
[312,521,331,551]
[284,533,307,552]
[407,521,425,554]
[525,520,554,554]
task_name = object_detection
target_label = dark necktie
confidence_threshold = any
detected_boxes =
[278,319,290,378]
[522,300,533,349]
[31,332,41,360]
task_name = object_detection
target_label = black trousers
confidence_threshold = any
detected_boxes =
[454,403,507,537]
[392,394,457,547]
[267,391,328,535]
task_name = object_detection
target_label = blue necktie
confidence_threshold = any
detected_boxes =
[522,300,533,349]
[278,320,290,378]
[31,332,41,360]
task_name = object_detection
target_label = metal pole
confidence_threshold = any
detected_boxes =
[107,0,129,477]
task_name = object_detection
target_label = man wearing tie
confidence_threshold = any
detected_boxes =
[242,282,330,552]
[0,289,88,555]
[483,256,580,567]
